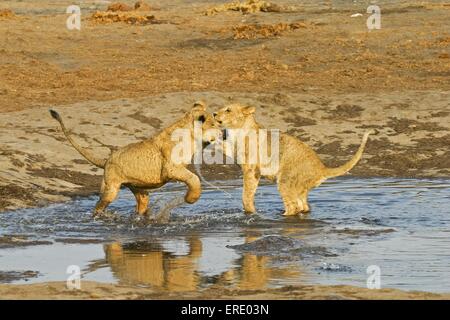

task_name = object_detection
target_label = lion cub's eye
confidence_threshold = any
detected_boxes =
[226,109,231,113]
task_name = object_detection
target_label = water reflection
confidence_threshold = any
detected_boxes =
[104,237,201,291]
[231,235,304,290]
[96,234,304,292]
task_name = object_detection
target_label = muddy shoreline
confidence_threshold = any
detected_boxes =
[1,281,449,300]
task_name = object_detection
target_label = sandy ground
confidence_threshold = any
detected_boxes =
[0,0,449,299]
[0,281,449,300]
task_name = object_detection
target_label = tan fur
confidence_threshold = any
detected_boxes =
[214,103,374,215]
[50,102,215,216]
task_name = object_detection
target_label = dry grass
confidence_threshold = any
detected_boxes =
[91,11,156,24]
[106,1,152,12]
[205,0,293,16]
[107,3,133,12]
[0,9,15,19]
[92,1,159,25]
[233,22,308,39]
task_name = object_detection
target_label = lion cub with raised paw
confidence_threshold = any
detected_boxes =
[213,103,375,216]
[50,102,215,216]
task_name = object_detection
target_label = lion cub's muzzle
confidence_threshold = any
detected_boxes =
[212,112,223,125]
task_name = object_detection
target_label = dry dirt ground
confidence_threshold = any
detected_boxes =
[0,0,449,112]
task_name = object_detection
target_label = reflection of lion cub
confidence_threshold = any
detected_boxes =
[213,103,374,215]
[104,238,202,291]
[50,102,214,216]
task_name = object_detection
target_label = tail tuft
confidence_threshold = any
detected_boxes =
[49,109,61,122]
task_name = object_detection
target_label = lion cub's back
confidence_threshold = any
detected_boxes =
[279,134,327,179]
[109,140,164,183]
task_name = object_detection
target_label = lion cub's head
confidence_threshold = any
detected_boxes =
[213,103,256,129]
[187,101,221,145]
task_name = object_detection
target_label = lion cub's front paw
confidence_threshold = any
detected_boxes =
[93,210,103,217]
[244,206,256,214]
[282,211,298,216]
[185,192,200,204]
[136,209,149,216]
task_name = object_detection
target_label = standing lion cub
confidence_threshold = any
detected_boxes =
[213,103,375,215]
[50,102,214,216]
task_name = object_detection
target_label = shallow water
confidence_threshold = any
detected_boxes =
[0,178,449,293]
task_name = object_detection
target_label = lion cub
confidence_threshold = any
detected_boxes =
[50,102,215,216]
[213,103,374,215]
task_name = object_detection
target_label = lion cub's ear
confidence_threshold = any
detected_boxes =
[192,101,207,123]
[242,106,256,115]
[192,101,206,112]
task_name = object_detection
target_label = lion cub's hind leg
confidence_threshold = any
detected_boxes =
[298,190,310,213]
[278,176,311,215]
[94,179,121,216]
[278,179,300,216]
[130,187,150,215]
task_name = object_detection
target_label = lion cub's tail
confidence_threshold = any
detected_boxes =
[324,130,375,179]
[49,110,107,169]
